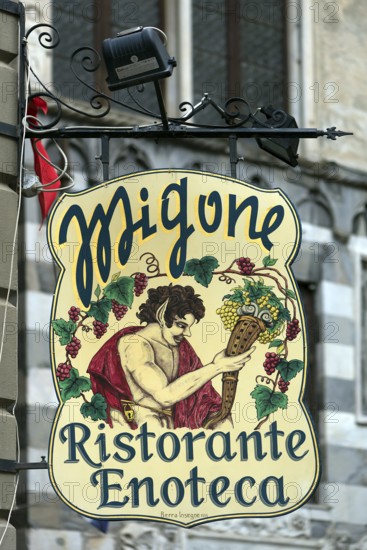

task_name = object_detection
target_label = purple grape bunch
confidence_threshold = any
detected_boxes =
[68,306,80,322]
[278,377,290,393]
[112,300,128,321]
[66,336,81,358]
[286,318,301,341]
[134,273,148,297]
[263,352,281,375]
[236,257,255,275]
[93,320,108,339]
[56,362,72,381]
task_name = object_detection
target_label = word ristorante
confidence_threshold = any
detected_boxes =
[60,421,309,509]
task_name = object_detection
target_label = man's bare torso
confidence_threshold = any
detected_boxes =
[118,324,179,426]
[116,318,249,430]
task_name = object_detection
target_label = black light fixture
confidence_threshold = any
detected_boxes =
[255,105,300,167]
[102,26,176,91]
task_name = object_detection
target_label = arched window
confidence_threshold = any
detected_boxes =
[352,207,367,237]
[297,192,333,228]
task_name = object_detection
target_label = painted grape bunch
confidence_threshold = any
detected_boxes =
[216,280,287,337]
[216,300,239,331]
[215,255,305,429]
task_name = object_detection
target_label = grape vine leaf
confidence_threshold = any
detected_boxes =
[111,271,121,282]
[80,393,108,421]
[52,318,77,346]
[88,298,112,324]
[184,256,219,287]
[250,384,288,420]
[242,279,251,291]
[277,305,291,323]
[223,289,244,304]
[246,283,260,301]
[285,288,297,299]
[263,255,278,267]
[269,339,283,348]
[59,368,92,402]
[104,276,134,307]
[276,359,304,382]
[247,281,274,302]
[94,284,101,299]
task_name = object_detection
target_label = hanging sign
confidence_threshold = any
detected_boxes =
[47,170,320,527]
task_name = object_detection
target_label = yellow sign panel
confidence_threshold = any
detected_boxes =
[47,170,320,527]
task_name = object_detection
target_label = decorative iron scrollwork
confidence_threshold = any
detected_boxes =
[22,21,352,160]
[23,23,293,131]
[25,23,60,49]
[27,92,62,129]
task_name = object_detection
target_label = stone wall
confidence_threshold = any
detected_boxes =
[0,1,20,549]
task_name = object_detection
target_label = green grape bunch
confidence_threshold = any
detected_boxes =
[216,279,291,340]
[216,300,240,331]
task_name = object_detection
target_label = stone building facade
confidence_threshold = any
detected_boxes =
[15,0,367,548]
[0,1,21,549]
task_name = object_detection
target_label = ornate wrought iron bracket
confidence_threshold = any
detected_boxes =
[22,23,352,178]
[0,457,48,474]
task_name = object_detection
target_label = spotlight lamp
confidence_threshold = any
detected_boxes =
[255,105,300,167]
[102,26,176,91]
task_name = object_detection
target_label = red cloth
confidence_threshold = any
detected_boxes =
[87,325,222,429]
[27,97,61,222]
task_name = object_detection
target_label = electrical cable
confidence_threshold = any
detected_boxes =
[147,27,168,46]
[32,138,74,191]
[23,114,74,192]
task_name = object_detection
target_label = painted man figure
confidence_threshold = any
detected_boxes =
[88,284,254,429]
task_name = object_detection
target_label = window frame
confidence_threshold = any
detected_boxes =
[227,0,289,110]
[191,0,289,112]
